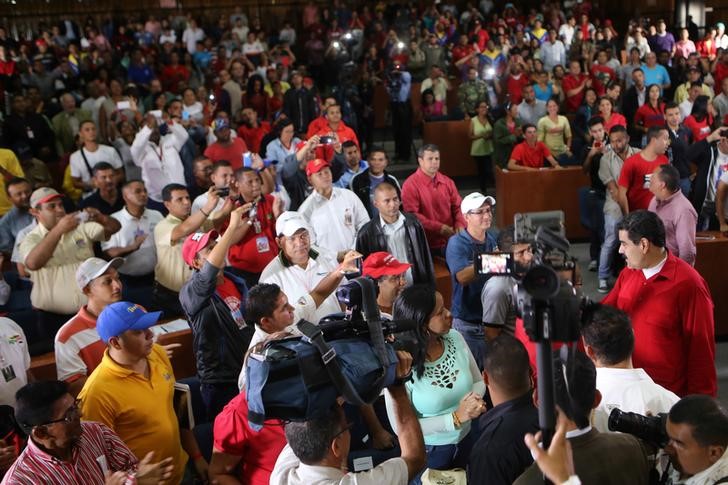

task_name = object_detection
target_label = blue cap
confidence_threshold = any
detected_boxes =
[214,117,229,132]
[97,301,162,343]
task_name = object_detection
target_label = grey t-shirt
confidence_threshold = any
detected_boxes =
[481,275,518,336]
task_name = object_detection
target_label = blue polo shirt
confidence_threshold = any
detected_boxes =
[445,229,497,323]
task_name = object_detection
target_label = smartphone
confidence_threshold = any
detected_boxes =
[474,252,515,276]
[242,152,253,168]
[75,211,89,223]
[182,111,190,121]
[217,187,230,198]
[720,129,728,138]
[116,100,131,110]
[248,201,258,220]
[319,135,335,145]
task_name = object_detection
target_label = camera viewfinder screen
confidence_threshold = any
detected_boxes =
[479,253,512,274]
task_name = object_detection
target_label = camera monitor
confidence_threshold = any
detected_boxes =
[475,252,515,276]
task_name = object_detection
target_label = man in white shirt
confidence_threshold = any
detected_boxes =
[298,159,370,259]
[269,351,425,485]
[582,304,679,433]
[540,29,566,72]
[679,82,704,120]
[182,18,205,55]
[191,160,231,217]
[260,212,343,323]
[102,180,163,284]
[69,120,123,195]
[558,16,576,48]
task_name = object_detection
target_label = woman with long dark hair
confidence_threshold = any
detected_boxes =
[387,285,485,484]
[634,84,665,146]
[243,73,270,121]
[573,86,598,157]
[683,95,715,142]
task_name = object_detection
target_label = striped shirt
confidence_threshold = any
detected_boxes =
[54,306,106,383]
[1,422,137,485]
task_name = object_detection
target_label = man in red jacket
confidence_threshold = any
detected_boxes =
[601,210,716,397]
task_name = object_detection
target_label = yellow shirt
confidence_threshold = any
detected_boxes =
[0,149,26,216]
[19,221,104,314]
[154,214,212,291]
[537,115,572,157]
[79,344,187,485]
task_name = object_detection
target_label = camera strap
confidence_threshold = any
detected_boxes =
[297,319,368,406]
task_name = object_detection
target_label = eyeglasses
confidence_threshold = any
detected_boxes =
[333,422,353,439]
[468,208,492,216]
[36,400,81,427]
[382,273,407,283]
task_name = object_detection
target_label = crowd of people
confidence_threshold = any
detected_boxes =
[0,0,727,484]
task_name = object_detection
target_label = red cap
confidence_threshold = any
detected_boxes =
[35,39,47,48]
[362,252,411,279]
[182,230,219,266]
[306,158,330,177]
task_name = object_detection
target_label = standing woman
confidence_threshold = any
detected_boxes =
[537,97,574,165]
[387,285,486,484]
[573,87,598,157]
[597,96,627,132]
[493,102,523,169]
[634,84,665,147]
[469,100,494,190]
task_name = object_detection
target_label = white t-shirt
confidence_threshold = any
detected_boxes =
[101,207,164,276]
[592,367,679,433]
[69,145,123,185]
[270,445,408,485]
[0,318,30,408]
[182,27,205,55]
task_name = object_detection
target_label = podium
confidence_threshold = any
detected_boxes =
[695,232,728,337]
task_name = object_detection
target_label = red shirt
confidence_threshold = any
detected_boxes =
[562,73,589,113]
[237,122,271,154]
[204,137,249,169]
[602,252,716,397]
[452,44,476,64]
[683,115,714,142]
[510,141,551,168]
[227,194,278,273]
[506,74,531,105]
[401,168,466,250]
[160,65,190,92]
[590,64,616,96]
[714,62,728,96]
[618,151,668,210]
[634,103,666,130]
[213,393,287,485]
[603,112,628,132]
[315,123,359,161]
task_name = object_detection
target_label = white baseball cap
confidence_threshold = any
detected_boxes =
[76,257,124,290]
[275,211,311,237]
[461,192,496,214]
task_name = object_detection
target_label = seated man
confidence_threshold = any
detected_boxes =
[350,146,401,217]
[468,335,539,485]
[54,257,123,397]
[647,163,697,265]
[445,192,497,367]
[507,124,562,171]
[77,162,123,215]
[5,380,173,484]
[192,160,233,217]
[269,352,425,484]
[401,144,466,256]
[514,351,653,484]
[102,180,163,294]
[362,251,411,318]
[298,158,370,258]
[260,212,343,323]
[20,188,120,344]
[582,304,679,433]
[179,207,255,420]
[356,182,434,286]
[79,302,205,484]
[0,177,33,254]
[664,395,728,484]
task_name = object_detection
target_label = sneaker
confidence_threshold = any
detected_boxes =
[598,279,609,293]
[588,260,598,272]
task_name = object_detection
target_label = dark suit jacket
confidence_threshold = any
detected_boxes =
[514,428,651,485]
[621,86,643,145]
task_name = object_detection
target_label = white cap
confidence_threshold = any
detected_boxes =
[76,257,124,290]
[275,211,311,237]
[461,192,496,214]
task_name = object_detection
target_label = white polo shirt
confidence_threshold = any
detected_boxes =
[69,145,123,185]
[260,248,342,324]
[130,124,188,203]
[298,187,370,254]
[102,207,164,276]
[191,192,226,217]
[592,367,680,433]
[0,318,30,407]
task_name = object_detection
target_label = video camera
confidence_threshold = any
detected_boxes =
[245,277,417,430]
[609,408,669,448]
[385,63,405,100]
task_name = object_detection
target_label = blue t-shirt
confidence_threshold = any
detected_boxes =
[642,64,671,91]
[445,229,497,322]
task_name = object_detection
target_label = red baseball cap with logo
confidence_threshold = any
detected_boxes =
[182,230,219,266]
[306,158,331,177]
[362,252,411,278]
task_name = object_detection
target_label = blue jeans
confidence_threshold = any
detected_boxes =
[680,177,692,198]
[557,152,579,166]
[452,319,485,371]
[598,212,622,280]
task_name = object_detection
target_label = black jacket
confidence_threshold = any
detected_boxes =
[350,168,401,217]
[355,212,435,286]
[283,87,317,134]
[687,138,724,214]
[621,85,643,144]
[179,262,253,385]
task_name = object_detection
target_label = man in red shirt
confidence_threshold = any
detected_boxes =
[305,95,338,139]
[602,210,716,397]
[314,103,359,162]
[507,124,562,171]
[713,50,728,96]
[503,57,531,105]
[590,49,617,96]
[562,59,592,113]
[204,117,248,169]
[618,125,670,212]
[401,144,466,256]
[237,108,271,154]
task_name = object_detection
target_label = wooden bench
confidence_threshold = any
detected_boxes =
[494,166,590,240]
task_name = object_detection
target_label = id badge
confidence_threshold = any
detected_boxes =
[256,236,270,253]
[1,364,16,383]
[253,220,262,234]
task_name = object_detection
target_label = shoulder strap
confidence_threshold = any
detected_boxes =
[79,148,94,180]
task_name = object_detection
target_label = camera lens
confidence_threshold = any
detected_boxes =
[521,265,560,299]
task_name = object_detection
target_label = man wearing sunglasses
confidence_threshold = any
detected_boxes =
[5,380,173,484]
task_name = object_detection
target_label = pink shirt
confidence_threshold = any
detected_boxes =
[648,190,697,266]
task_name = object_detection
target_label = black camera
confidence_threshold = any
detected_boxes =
[608,408,669,448]
[216,187,230,198]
